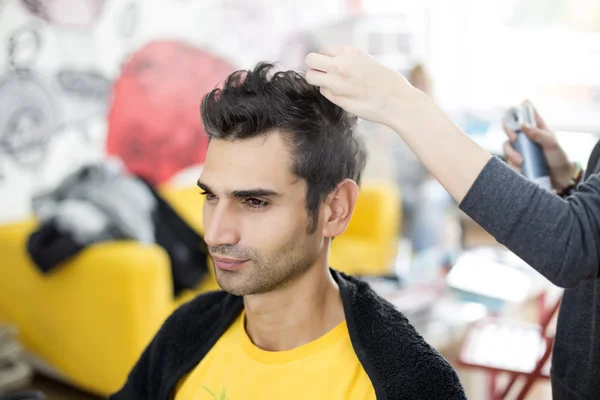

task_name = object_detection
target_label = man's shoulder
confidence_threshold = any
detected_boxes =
[337,271,416,335]
[341,272,438,355]
[338,271,466,399]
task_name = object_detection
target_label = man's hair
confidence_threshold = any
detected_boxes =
[201,62,367,233]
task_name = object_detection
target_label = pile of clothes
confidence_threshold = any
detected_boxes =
[26,158,209,296]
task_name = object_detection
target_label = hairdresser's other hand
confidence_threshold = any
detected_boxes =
[304,45,424,129]
[502,101,575,189]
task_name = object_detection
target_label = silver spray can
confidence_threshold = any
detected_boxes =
[503,103,552,191]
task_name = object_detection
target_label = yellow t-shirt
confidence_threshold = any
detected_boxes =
[175,312,376,400]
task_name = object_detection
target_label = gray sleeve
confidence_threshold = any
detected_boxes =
[459,156,600,288]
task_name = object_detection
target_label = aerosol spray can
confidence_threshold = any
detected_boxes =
[503,103,552,191]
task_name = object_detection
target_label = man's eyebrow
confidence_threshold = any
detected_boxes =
[231,189,280,198]
[197,180,280,198]
[197,180,211,192]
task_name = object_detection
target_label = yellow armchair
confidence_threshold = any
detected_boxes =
[0,181,400,396]
[330,181,401,276]
[0,187,214,397]
[0,219,173,396]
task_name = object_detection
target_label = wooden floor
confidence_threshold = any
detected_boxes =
[25,375,101,400]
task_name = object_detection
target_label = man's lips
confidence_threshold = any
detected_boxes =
[211,256,248,271]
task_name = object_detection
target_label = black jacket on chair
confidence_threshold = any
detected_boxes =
[138,179,209,296]
[110,270,466,400]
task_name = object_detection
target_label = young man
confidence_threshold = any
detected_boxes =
[110,63,465,400]
[305,45,600,400]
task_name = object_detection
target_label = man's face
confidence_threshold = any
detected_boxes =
[199,132,323,296]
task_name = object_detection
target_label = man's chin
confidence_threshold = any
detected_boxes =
[218,285,256,297]
[215,274,251,296]
[216,277,270,297]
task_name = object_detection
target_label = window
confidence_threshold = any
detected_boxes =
[450,0,600,133]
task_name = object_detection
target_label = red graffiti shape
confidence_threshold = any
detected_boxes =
[107,40,236,185]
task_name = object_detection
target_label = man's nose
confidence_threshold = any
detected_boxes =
[203,202,241,247]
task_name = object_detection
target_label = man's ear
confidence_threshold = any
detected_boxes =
[322,179,359,238]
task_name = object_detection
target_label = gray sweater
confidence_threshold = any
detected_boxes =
[459,142,600,400]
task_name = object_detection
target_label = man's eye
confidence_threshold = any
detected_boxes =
[200,191,217,201]
[244,198,268,208]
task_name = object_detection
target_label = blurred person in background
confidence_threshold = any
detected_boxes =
[392,64,430,243]
[405,64,459,256]
[306,45,600,400]
[111,63,465,400]
[408,64,432,97]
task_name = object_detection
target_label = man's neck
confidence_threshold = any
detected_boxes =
[243,265,344,352]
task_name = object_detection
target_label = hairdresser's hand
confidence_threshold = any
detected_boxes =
[502,101,575,190]
[304,45,423,128]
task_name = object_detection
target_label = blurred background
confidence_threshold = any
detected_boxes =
[1,0,599,399]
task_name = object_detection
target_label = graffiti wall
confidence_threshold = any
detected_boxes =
[0,0,343,223]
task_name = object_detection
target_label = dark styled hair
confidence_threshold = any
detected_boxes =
[201,63,367,233]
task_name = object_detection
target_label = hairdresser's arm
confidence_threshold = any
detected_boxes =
[305,46,600,287]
